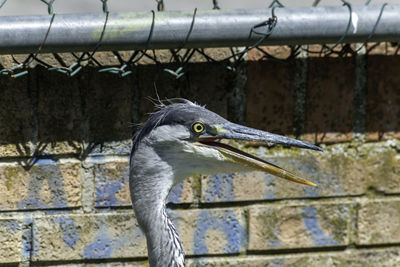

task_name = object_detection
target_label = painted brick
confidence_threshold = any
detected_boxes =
[167,177,196,204]
[248,46,293,61]
[55,262,148,267]
[36,68,83,155]
[367,42,400,56]
[0,74,31,157]
[192,48,236,62]
[303,57,354,143]
[357,199,400,245]
[32,208,246,261]
[170,208,247,256]
[0,218,29,263]
[87,71,133,143]
[137,48,234,65]
[187,248,400,267]
[93,157,195,207]
[93,157,131,207]
[248,203,352,251]
[0,55,16,69]
[358,143,400,194]
[246,60,295,135]
[366,55,400,140]
[306,44,358,58]
[91,51,129,66]
[0,159,82,210]
[34,53,81,68]
[89,140,133,155]
[201,143,399,202]
[306,44,325,57]
[32,212,147,261]
[33,248,400,267]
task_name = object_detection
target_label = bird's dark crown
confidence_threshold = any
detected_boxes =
[131,98,227,153]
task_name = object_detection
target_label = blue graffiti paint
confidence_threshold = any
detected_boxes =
[6,220,20,233]
[203,173,234,202]
[7,218,29,261]
[299,156,326,198]
[18,158,69,209]
[18,197,48,209]
[44,163,68,208]
[83,225,112,259]
[264,174,276,199]
[193,210,245,255]
[302,206,338,247]
[96,180,124,207]
[86,155,108,163]
[15,159,80,257]
[34,158,58,165]
[105,224,145,256]
[167,209,180,231]
[21,216,36,261]
[168,181,183,203]
[285,155,345,198]
[22,222,31,260]
[53,216,80,247]
[268,238,281,248]
[94,160,130,207]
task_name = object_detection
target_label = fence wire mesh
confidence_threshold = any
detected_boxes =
[0,0,398,79]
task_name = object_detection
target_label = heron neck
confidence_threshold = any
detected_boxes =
[133,197,185,267]
[130,146,185,267]
[147,205,185,267]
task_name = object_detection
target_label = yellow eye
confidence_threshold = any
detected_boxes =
[192,122,205,134]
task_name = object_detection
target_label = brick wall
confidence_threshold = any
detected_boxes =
[0,44,399,266]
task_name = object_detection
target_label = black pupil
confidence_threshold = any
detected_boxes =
[196,125,202,131]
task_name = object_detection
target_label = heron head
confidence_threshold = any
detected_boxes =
[132,99,322,187]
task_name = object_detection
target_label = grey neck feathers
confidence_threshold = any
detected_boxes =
[130,143,185,267]
[146,206,185,267]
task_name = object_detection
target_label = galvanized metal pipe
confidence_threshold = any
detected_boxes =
[0,5,399,54]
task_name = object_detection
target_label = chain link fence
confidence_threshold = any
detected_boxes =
[0,0,398,78]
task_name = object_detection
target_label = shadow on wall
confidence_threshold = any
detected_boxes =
[0,55,399,160]
[246,55,400,142]
[0,62,233,160]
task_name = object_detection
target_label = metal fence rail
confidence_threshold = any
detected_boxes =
[0,0,399,78]
[1,5,399,54]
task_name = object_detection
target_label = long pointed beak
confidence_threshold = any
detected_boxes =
[215,123,322,152]
[198,123,322,186]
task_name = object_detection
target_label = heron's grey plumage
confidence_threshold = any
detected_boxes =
[130,99,222,267]
[130,127,185,267]
[131,98,228,155]
[130,98,321,267]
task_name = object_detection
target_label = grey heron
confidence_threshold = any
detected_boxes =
[129,98,321,267]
